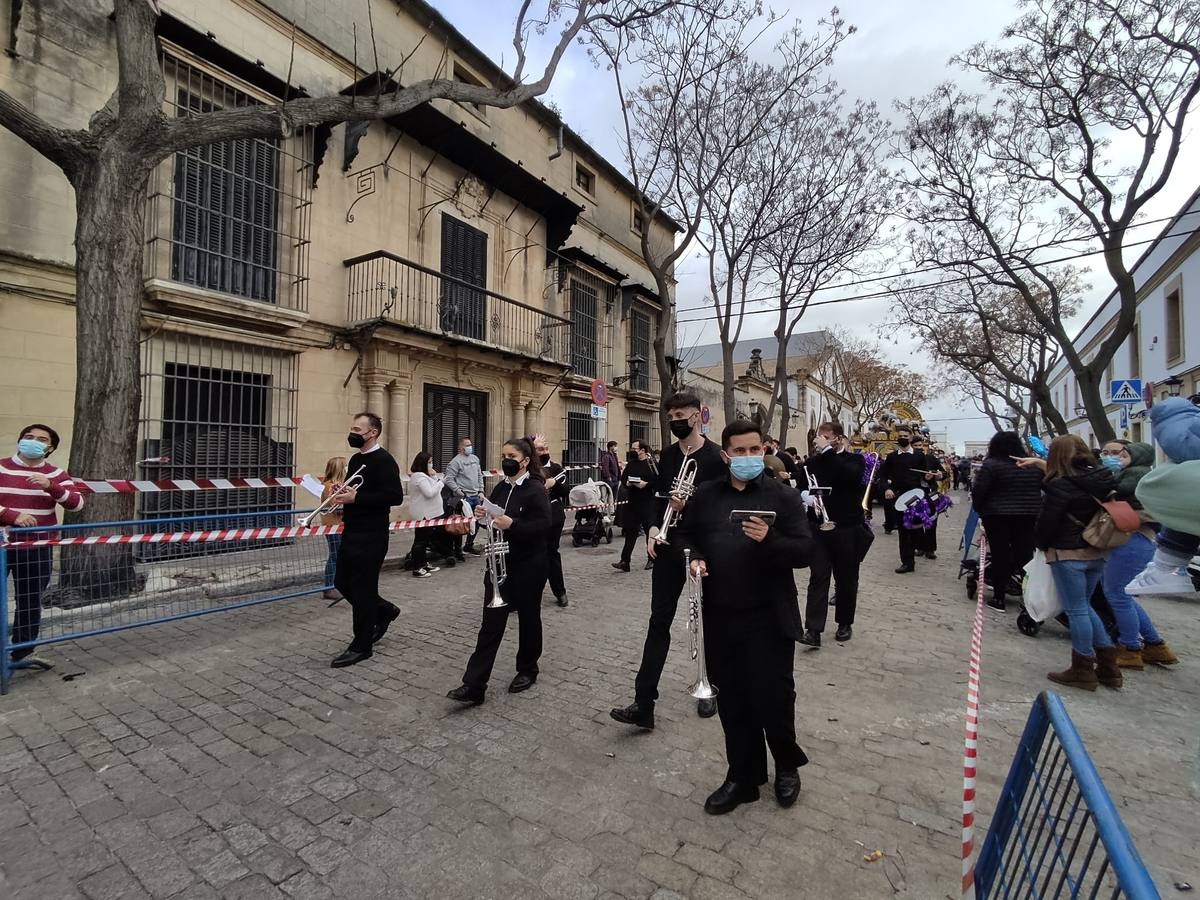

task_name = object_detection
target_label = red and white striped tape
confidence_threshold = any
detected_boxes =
[961,532,988,899]
[68,465,602,494]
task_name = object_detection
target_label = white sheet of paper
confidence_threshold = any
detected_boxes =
[481,498,506,520]
[300,474,324,499]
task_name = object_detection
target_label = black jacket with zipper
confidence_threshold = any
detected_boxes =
[1034,465,1117,552]
[971,457,1044,518]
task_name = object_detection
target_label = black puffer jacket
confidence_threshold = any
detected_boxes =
[971,457,1044,517]
[1034,465,1117,552]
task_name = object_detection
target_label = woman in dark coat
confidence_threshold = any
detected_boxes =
[970,432,1045,611]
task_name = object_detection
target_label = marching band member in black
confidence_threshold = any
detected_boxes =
[447,438,551,705]
[613,439,658,572]
[331,413,405,668]
[611,391,727,728]
[800,422,872,646]
[676,419,812,814]
[880,426,941,574]
[533,434,569,607]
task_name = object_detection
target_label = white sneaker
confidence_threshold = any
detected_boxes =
[413,567,433,578]
[425,565,441,574]
[1125,563,1195,596]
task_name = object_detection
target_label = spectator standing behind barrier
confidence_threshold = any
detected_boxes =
[408,451,445,580]
[1027,435,1121,692]
[319,457,347,601]
[1098,441,1178,669]
[971,432,1043,612]
[330,412,405,669]
[0,424,84,662]
[445,437,484,555]
[599,441,621,493]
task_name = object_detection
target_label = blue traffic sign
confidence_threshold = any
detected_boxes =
[1109,379,1142,404]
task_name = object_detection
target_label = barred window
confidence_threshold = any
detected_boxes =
[565,407,595,488]
[629,308,651,392]
[570,279,598,378]
[629,418,650,448]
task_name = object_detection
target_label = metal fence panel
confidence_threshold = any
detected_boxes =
[975,691,1160,899]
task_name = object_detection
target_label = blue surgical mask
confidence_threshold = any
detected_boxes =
[1100,455,1122,471]
[17,439,47,460]
[464,446,474,456]
[729,455,765,481]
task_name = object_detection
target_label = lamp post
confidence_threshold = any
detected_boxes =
[1162,374,1184,398]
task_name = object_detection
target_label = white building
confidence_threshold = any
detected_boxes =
[1046,187,1200,446]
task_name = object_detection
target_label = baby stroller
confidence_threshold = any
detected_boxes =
[958,508,1025,603]
[569,479,615,547]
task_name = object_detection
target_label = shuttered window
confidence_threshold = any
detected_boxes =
[171,91,279,303]
[423,385,488,472]
[629,418,649,448]
[629,308,650,391]
[439,214,487,340]
[571,280,598,378]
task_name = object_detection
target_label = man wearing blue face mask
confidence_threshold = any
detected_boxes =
[672,419,813,815]
[445,436,484,555]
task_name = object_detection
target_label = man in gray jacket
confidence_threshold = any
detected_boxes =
[445,436,485,554]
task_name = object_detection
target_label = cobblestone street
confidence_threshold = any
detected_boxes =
[2,500,1197,899]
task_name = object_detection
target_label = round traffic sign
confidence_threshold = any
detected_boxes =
[590,379,609,406]
[700,405,711,425]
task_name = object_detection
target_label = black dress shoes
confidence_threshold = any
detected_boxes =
[895,564,915,574]
[612,561,631,572]
[835,625,852,643]
[609,702,655,729]
[696,697,717,718]
[704,781,759,815]
[330,647,372,668]
[508,673,537,693]
[774,769,802,807]
[799,630,821,648]
[925,551,938,560]
[555,593,569,608]
[447,685,485,705]
[987,597,1007,612]
[371,604,400,644]
[644,559,654,570]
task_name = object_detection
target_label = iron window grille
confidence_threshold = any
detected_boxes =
[145,51,312,312]
[567,266,615,382]
[564,405,595,488]
[629,308,651,392]
[629,418,650,448]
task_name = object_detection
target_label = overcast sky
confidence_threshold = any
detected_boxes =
[432,0,1200,450]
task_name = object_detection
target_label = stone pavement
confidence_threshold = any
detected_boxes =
[1,498,1197,899]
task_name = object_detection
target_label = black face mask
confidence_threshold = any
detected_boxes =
[897,438,910,448]
[347,432,367,449]
[501,458,521,477]
[669,419,693,439]
[539,453,550,466]
[626,450,638,463]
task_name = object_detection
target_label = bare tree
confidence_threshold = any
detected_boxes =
[592,2,849,444]
[895,0,1200,443]
[0,0,675,594]
[836,333,932,436]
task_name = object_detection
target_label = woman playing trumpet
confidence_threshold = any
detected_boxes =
[447,437,551,706]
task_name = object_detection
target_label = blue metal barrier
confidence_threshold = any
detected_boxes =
[975,690,1160,898]
[1,508,337,695]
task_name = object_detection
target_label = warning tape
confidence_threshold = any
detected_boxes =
[961,532,988,898]
[2,501,631,548]
[68,465,602,494]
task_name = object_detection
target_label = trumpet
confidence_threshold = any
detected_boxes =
[300,465,365,527]
[861,454,880,512]
[482,518,509,609]
[807,471,836,532]
[684,550,717,701]
[653,453,698,546]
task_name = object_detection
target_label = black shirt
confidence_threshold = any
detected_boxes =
[654,438,727,520]
[880,449,937,495]
[341,447,404,533]
[488,477,552,563]
[620,457,658,514]
[543,461,569,520]
[805,448,866,525]
[675,474,812,638]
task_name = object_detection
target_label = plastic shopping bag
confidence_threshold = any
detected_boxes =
[1022,550,1062,622]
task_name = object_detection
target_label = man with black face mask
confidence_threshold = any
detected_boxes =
[614,439,657,572]
[879,426,941,574]
[330,412,405,668]
[532,434,569,607]
[611,391,727,728]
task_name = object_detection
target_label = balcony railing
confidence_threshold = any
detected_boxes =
[345,251,571,366]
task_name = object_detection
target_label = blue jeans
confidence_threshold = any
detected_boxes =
[323,534,342,588]
[1049,558,1113,656]
[1103,533,1162,649]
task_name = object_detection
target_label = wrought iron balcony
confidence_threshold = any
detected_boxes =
[344,251,571,366]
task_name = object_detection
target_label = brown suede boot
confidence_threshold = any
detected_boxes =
[1047,652,1099,691]
[1095,646,1123,690]
[1142,641,1179,666]
[1114,646,1144,670]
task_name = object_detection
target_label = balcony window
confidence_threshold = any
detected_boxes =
[440,214,487,340]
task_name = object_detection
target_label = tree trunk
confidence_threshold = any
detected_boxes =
[778,383,791,447]
[1078,369,1115,444]
[1032,383,1067,436]
[720,340,737,423]
[57,152,153,601]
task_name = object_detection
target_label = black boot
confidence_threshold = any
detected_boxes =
[609,701,655,729]
[704,781,759,815]
[799,630,821,648]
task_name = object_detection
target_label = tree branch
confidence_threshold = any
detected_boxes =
[0,89,94,174]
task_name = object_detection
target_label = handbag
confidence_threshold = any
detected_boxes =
[1022,550,1062,622]
[1079,499,1140,550]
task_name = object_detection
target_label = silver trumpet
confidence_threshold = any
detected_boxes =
[482,519,509,609]
[807,470,836,532]
[684,549,717,701]
[299,465,365,527]
[653,453,698,546]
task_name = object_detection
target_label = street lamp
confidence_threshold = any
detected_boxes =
[1162,374,1184,397]
[611,354,647,388]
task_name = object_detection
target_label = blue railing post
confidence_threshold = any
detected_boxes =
[1,536,11,695]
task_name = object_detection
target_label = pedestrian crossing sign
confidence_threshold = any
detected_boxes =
[1109,379,1142,404]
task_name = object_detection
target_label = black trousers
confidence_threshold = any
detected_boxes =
[334,529,398,652]
[633,548,687,706]
[619,506,654,565]
[805,525,865,632]
[7,547,53,651]
[705,610,808,785]
[462,569,547,690]
[546,509,566,599]
[981,514,1037,600]
[882,493,897,531]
